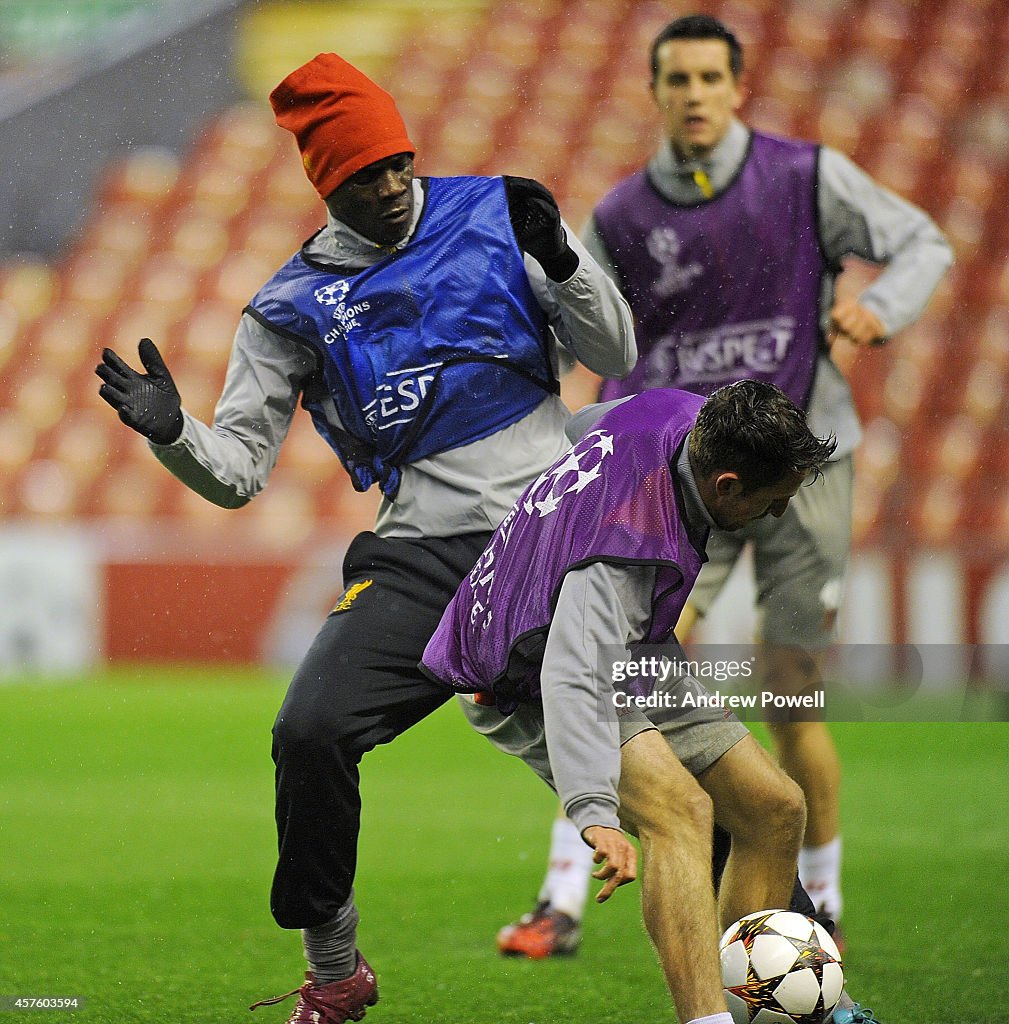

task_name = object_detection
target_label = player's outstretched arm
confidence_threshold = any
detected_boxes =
[96,338,183,445]
[583,825,638,903]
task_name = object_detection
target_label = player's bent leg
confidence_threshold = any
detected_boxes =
[696,734,805,929]
[495,809,589,957]
[617,729,728,1022]
[760,644,841,848]
[270,602,452,930]
[460,700,589,957]
[271,532,489,931]
[765,715,840,846]
[757,461,851,930]
[265,533,489,1020]
[765,713,843,929]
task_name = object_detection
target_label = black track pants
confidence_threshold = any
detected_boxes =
[269,530,491,929]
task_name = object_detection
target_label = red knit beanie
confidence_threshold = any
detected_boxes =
[270,53,415,199]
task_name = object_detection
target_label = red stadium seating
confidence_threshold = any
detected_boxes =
[0,0,1006,558]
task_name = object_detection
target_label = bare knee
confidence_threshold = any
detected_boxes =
[768,773,806,847]
[704,743,806,851]
[618,730,714,848]
[632,784,714,845]
[736,769,805,856]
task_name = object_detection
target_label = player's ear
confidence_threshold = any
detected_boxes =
[731,71,747,112]
[713,471,744,498]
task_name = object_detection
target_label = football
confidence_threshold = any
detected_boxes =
[719,909,844,1024]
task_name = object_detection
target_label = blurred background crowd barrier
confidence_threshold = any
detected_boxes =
[1,0,1007,672]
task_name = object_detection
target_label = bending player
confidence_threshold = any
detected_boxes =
[423,382,843,1024]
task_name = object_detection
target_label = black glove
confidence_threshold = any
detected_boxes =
[503,176,579,282]
[95,337,184,445]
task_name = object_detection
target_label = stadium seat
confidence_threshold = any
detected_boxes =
[457,56,520,123]
[824,50,894,119]
[746,96,797,137]
[241,468,319,551]
[780,3,837,65]
[167,367,223,425]
[100,302,174,366]
[12,372,68,435]
[167,212,232,274]
[851,475,888,547]
[260,150,321,218]
[201,251,279,307]
[230,205,306,266]
[815,92,868,156]
[278,415,342,483]
[853,1,913,66]
[865,139,929,198]
[14,457,80,520]
[760,47,820,121]
[431,101,498,174]
[24,303,100,385]
[195,101,280,178]
[98,147,180,209]
[0,410,36,482]
[94,458,173,520]
[933,414,985,484]
[938,194,987,265]
[76,201,156,266]
[131,254,200,326]
[912,477,967,546]
[0,259,58,325]
[175,300,238,376]
[880,357,927,429]
[46,409,117,494]
[856,415,903,494]
[59,251,130,319]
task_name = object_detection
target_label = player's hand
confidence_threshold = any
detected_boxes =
[96,338,184,445]
[503,176,578,282]
[582,825,637,903]
[828,298,887,348]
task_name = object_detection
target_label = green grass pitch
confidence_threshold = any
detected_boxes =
[1,667,1006,1023]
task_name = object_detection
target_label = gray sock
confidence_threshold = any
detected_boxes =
[302,892,360,984]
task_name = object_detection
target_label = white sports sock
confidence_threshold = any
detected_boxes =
[536,817,594,921]
[686,1013,733,1024]
[798,835,843,921]
[302,891,359,984]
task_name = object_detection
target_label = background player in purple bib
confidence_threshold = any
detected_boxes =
[503,13,952,972]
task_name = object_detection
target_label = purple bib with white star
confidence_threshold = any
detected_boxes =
[421,389,708,712]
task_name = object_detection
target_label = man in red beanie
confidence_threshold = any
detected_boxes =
[96,52,635,1024]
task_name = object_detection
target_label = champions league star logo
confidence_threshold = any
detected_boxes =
[522,430,614,518]
[464,430,614,631]
[314,279,351,306]
[646,227,703,297]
